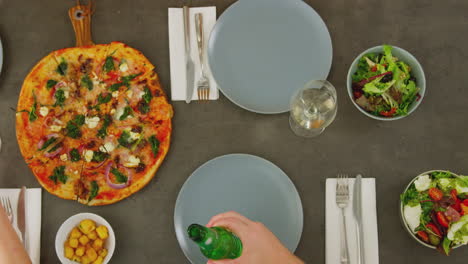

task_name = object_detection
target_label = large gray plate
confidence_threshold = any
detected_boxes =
[208,0,332,114]
[174,154,303,264]
[0,36,3,74]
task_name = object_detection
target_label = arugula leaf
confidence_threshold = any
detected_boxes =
[352,53,380,82]
[54,89,66,107]
[432,171,453,179]
[110,167,128,183]
[121,73,141,84]
[38,137,57,151]
[119,106,133,120]
[88,181,99,201]
[142,86,153,103]
[118,131,135,148]
[65,114,86,139]
[97,114,112,138]
[46,79,58,90]
[56,59,68,76]
[49,165,67,184]
[103,56,115,73]
[442,237,452,256]
[109,83,124,92]
[47,142,63,153]
[29,100,38,122]
[81,75,93,91]
[91,151,109,163]
[70,148,81,162]
[149,135,159,156]
[97,93,112,105]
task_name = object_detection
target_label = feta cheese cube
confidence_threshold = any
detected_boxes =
[85,116,100,129]
[60,154,68,162]
[124,155,140,167]
[129,131,140,141]
[39,106,49,117]
[50,125,62,132]
[84,150,94,162]
[99,142,115,153]
[119,63,129,72]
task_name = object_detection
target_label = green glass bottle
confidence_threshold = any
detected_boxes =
[187,224,243,260]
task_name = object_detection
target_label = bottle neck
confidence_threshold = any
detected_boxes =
[188,224,213,243]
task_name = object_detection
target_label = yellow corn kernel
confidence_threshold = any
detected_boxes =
[87,230,98,240]
[95,226,109,240]
[69,238,79,248]
[86,247,98,262]
[64,246,74,259]
[79,235,90,245]
[98,248,108,258]
[79,219,96,234]
[93,256,104,264]
[70,227,82,239]
[75,246,85,257]
[81,255,92,264]
[92,238,104,250]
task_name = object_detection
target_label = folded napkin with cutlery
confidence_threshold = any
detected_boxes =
[1,188,41,264]
[326,178,379,264]
[168,7,219,101]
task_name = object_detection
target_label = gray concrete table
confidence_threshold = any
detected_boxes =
[1,0,467,263]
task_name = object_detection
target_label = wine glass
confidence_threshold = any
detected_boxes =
[289,80,337,137]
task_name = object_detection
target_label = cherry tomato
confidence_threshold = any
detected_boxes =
[428,188,444,201]
[437,211,450,228]
[426,223,442,237]
[417,231,429,243]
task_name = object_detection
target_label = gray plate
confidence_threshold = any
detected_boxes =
[207,0,332,114]
[0,36,3,74]
[174,154,303,264]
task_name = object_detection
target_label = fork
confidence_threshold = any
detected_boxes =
[195,13,210,101]
[0,196,13,224]
[336,174,350,264]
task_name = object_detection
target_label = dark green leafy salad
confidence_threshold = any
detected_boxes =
[401,171,468,255]
[352,45,420,117]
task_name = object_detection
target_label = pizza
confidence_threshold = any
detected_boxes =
[16,42,173,206]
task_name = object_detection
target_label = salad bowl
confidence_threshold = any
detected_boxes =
[347,45,426,121]
[400,170,466,254]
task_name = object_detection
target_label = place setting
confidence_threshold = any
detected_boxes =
[1,0,468,263]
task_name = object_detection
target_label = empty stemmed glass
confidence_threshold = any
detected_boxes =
[289,80,337,137]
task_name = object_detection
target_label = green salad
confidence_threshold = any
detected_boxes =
[352,45,420,117]
[401,171,468,255]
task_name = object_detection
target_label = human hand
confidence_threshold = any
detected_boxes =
[206,211,303,264]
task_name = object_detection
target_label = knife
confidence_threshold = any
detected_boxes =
[353,175,365,264]
[183,6,195,104]
[17,186,27,251]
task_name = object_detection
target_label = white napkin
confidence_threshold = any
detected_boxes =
[1,188,41,264]
[168,7,219,101]
[326,178,379,264]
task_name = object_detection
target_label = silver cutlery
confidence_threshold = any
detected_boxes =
[353,175,365,264]
[18,186,27,249]
[336,174,350,264]
[183,6,195,104]
[195,13,210,101]
[0,196,13,224]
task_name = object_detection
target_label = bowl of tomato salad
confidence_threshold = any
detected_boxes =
[347,45,426,120]
[400,170,468,255]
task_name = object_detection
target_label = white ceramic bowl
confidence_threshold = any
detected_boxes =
[55,213,115,264]
[347,45,426,121]
[400,170,462,250]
